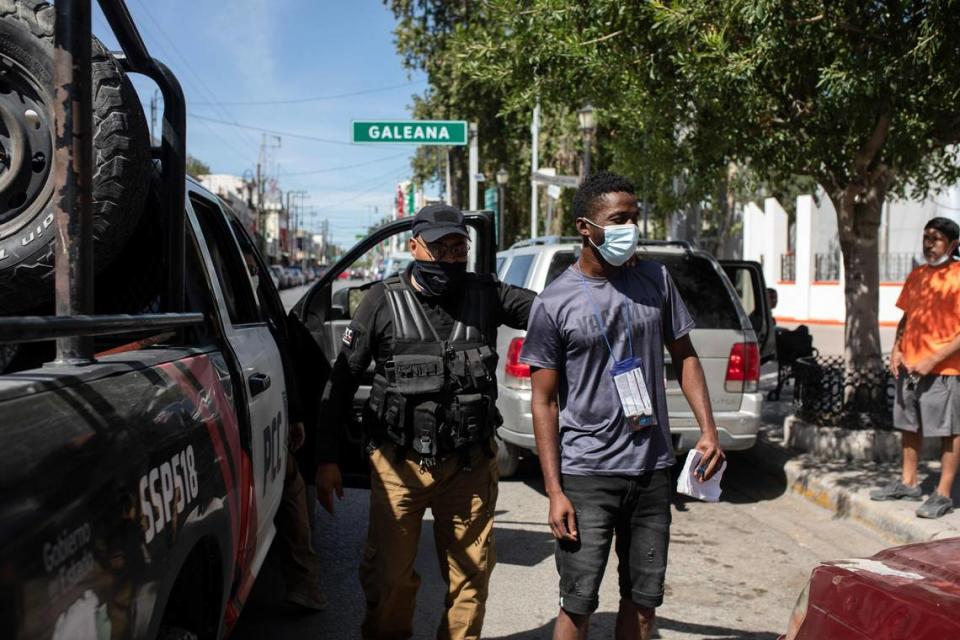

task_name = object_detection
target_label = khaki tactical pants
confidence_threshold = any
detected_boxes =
[360,442,499,640]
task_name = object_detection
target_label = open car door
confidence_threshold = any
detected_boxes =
[288,211,497,486]
[721,260,777,364]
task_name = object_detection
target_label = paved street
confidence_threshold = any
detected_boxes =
[234,445,889,639]
[234,288,892,639]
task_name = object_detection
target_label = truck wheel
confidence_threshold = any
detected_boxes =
[0,0,151,314]
[496,439,521,478]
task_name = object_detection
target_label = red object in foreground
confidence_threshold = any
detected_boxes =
[782,538,960,640]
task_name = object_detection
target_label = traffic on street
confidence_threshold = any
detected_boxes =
[1,2,959,640]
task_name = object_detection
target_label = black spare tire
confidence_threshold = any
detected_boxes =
[0,0,150,314]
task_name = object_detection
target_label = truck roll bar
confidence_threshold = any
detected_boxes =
[0,0,196,361]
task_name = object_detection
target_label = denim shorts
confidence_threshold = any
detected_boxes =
[555,469,672,615]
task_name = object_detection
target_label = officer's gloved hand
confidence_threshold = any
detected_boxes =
[315,463,344,514]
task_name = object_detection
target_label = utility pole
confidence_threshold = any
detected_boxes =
[468,123,479,210]
[530,101,540,239]
[257,133,281,257]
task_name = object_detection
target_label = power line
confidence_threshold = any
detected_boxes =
[131,0,260,152]
[315,165,412,212]
[278,152,411,177]
[190,113,418,147]
[191,81,426,106]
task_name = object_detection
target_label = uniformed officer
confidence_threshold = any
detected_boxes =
[315,203,533,640]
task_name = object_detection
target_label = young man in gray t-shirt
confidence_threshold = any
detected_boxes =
[520,171,725,640]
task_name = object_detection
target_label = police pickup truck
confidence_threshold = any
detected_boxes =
[0,2,289,638]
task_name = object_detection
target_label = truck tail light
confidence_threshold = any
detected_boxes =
[725,341,760,393]
[505,337,531,386]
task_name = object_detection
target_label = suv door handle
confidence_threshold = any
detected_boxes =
[249,372,271,397]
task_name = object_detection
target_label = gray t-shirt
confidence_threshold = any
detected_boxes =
[519,260,695,476]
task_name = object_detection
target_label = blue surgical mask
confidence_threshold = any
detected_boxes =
[581,218,639,266]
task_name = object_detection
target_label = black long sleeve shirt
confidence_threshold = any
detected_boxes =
[316,272,535,463]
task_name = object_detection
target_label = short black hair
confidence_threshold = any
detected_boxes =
[572,171,636,220]
[925,216,959,242]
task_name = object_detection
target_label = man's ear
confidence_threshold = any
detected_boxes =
[574,216,591,241]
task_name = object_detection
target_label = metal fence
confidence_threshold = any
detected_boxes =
[814,252,841,281]
[879,252,918,282]
[793,355,895,429]
[780,254,795,282]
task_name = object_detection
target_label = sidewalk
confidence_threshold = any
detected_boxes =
[741,379,960,545]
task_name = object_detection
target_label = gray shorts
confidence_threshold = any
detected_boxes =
[894,373,960,437]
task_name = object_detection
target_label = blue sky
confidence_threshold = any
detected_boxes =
[92,0,427,247]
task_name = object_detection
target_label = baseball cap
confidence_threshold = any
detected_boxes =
[411,203,469,243]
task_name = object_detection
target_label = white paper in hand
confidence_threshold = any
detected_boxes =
[676,449,725,502]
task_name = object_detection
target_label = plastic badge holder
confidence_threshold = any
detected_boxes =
[610,356,656,430]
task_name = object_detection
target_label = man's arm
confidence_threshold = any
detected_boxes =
[908,323,960,376]
[530,366,577,541]
[666,334,725,481]
[314,288,383,513]
[890,314,907,375]
[497,281,536,329]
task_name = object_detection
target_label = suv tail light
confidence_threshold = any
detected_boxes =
[725,341,760,393]
[505,337,531,387]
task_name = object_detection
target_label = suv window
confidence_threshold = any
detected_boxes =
[503,253,534,287]
[545,251,577,287]
[652,254,740,329]
[191,194,261,326]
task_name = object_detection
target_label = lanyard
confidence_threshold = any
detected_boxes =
[576,267,635,361]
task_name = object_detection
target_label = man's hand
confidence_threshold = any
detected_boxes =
[889,350,903,377]
[908,355,939,377]
[315,462,344,514]
[288,421,306,452]
[548,492,578,542]
[694,430,725,482]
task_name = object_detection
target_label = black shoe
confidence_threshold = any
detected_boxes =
[916,493,955,519]
[869,481,922,501]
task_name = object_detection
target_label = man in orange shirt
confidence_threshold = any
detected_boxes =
[871,217,960,518]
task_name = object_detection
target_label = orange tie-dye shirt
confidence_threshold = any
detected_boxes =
[896,261,960,376]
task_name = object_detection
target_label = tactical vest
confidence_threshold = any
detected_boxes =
[364,274,501,466]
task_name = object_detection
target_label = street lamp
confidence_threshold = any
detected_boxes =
[578,103,596,179]
[496,167,509,250]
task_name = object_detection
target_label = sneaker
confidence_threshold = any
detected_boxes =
[870,481,922,501]
[916,493,955,519]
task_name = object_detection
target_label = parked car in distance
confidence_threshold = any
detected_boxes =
[781,538,960,639]
[269,264,289,289]
[493,236,775,476]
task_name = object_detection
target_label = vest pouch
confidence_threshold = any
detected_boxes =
[450,393,488,449]
[382,393,408,447]
[412,400,439,459]
[386,355,446,394]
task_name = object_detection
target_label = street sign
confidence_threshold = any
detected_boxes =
[532,170,580,188]
[352,120,468,145]
[547,184,562,200]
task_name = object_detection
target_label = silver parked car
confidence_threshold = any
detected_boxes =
[494,237,776,477]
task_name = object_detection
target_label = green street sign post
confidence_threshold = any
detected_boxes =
[352,120,468,146]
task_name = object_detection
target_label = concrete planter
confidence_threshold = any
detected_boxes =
[784,415,941,463]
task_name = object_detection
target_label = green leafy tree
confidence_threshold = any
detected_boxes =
[186,155,211,178]
[455,0,960,375]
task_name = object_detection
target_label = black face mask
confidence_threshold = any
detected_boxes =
[410,260,466,297]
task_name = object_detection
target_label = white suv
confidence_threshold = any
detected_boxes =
[494,237,775,477]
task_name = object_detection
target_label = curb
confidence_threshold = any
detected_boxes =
[743,423,960,544]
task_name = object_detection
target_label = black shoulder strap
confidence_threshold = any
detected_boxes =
[383,277,441,343]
